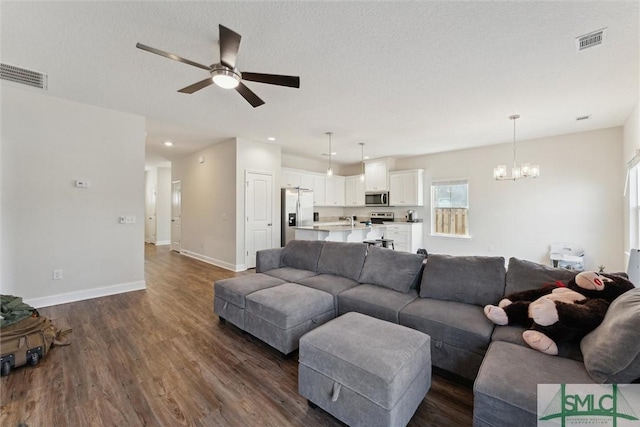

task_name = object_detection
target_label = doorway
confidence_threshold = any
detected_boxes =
[171,181,182,252]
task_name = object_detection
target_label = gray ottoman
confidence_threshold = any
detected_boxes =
[214,273,286,330]
[299,312,431,427]
[245,283,335,355]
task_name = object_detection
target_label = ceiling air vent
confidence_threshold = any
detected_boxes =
[576,28,606,51]
[0,62,48,89]
[576,115,591,121]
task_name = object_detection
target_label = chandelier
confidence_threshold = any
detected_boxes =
[493,115,540,180]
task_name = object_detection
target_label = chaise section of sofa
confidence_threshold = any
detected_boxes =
[399,254,506,380]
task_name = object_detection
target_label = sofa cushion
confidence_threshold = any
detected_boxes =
[338,284,418,323]
[263,267,318,283]
[316,242,367,282]
[358,246,425,293]
[581,288,640,383]
[505,257,577,296]
[419,254,506,306]
[297,274,360,315]
[399,298,494,356]
[280,240,325,272]
[474,341,594,427]
[214,273,286,308]
[491,325,584,362]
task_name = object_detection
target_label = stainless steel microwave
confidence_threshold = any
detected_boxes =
[365,191,389,207]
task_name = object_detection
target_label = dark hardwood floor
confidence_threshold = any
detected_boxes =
[1,244,474,426]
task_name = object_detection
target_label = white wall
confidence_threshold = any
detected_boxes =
[236,138,282,267]
[1,85,146,307]
[171,139,237,269]
[393,127,624,271]
[623,101,640,258]
[171,138,281,271]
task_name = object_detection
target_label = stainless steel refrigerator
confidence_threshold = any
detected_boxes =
[281,187,314,246]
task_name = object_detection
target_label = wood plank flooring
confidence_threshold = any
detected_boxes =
[1,244,474,426]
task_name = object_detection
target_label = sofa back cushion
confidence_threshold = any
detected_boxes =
[420,254,506,306]
[358,246,425,293]
[317,242,368,281]
[581,288,640,383]
[280,240,325,272]
[505,257,577,296]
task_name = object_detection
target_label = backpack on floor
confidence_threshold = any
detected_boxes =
[0,295,71,376]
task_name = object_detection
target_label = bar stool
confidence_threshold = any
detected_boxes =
[363,240,382,248]
[376,238,395,250]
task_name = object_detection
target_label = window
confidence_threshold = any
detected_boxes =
[431,180,469,237]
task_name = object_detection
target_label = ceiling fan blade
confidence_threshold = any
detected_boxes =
[178,78,214,94]
[235,82,265,108]
[219,25,241,69]
[241,72,300,88]
[136,43,211,71]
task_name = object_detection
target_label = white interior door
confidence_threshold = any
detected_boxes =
[245,171,273,269]
[145,186,157,243]
[171,181,182,252]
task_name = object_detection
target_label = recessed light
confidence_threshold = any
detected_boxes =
[268,137,276,141]
[322,152,337,157]
[164,141,173,146]
[364,156,370,160]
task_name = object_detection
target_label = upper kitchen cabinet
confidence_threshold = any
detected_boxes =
[311,175,326,206]
[364,158,394,192]
[281,168,302,188]
[389,169,424,206]
[325,175,346,206]
[345,175,365,207]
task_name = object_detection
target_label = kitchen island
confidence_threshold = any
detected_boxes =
[295,223,386,243]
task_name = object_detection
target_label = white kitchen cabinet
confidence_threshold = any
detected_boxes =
[345,175,365,207]
[365,159,392,192]
[281,168,302,188]
[383,222,424,253]
[312,175,326,206]
[325,175,346,206]
[389,169,424,206]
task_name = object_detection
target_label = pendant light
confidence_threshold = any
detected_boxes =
[359,143,366,181]
[326,132,333,176]
[493,115,540,181]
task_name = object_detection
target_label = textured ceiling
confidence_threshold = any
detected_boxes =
[1,1,638,167]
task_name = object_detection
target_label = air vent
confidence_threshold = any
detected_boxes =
[576,28,606,51]
[576,115,591,121]
[0,63,48,89]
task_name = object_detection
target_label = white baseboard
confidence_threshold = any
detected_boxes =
[155,240,171,246]
[180,250,245,272]
[24,280,146,309]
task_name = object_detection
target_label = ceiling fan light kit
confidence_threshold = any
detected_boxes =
[211,65,241,89]
[136,24,300,107]
[493,114,540,181]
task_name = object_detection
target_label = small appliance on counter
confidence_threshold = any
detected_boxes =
[406,210,422,222]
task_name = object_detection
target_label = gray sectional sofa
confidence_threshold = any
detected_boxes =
[213,240,640,426]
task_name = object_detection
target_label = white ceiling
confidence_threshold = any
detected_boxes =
[1,1,638,167]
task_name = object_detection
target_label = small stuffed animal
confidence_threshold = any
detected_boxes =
[484,271,634,355]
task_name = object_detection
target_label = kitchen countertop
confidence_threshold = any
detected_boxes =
[296,223,387,232]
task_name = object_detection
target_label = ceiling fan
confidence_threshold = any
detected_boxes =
[136,25,300,107]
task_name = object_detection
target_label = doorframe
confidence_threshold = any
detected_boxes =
[244,169,275,269]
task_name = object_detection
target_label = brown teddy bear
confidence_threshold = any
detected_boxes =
[484,271,634,355]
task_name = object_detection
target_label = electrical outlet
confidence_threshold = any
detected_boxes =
[119,216,126,224]
[53,270,62,280]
